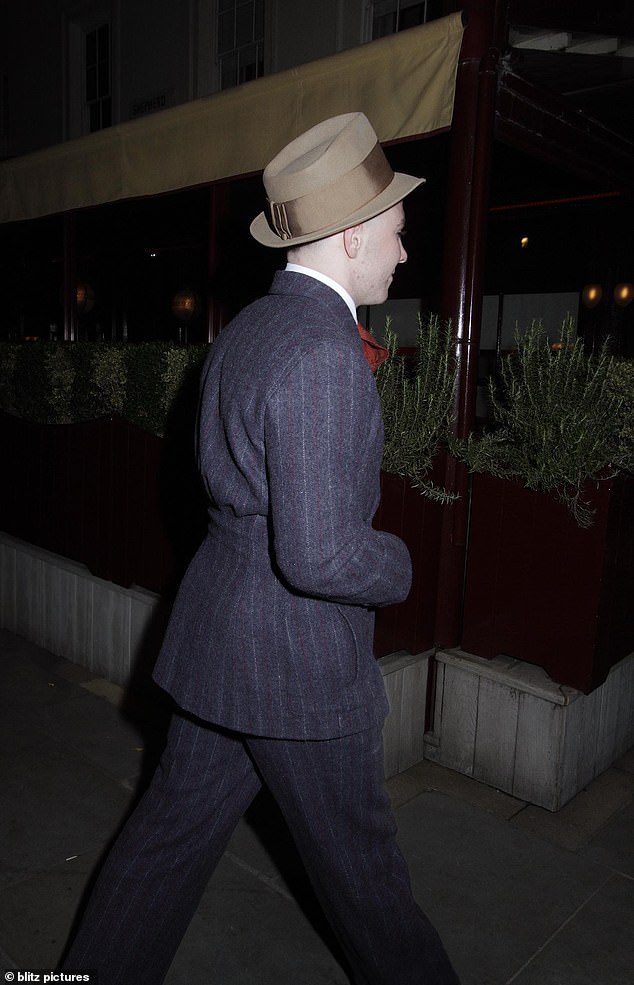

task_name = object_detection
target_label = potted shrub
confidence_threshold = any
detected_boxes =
[0,341,208,593]
[372,314,457,656]
[453,320,634,692]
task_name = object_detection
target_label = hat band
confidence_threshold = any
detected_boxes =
[265,142,394,241]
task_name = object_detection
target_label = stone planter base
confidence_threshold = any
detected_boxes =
[426,648,634,811]
[0,531,430,779]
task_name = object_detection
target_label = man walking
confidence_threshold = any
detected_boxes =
[62,112,460,985]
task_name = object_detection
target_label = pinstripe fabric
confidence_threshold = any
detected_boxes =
[63,713,459,985]
[62,272,459,984]
[153,271,412,739]
[252,726,459,985]
[63,717,262,984]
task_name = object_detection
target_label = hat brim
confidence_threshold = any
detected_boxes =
[249,171,425,248]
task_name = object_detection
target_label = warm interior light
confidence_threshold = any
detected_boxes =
[520,236,529,249]
[76,282,95,314]
[172,289,199,321]
[581,284,603,308]
[614,282,634,307]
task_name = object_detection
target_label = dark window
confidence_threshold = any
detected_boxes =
[372,0,443,39]
[218,0,264,90]
[85,22,111,132]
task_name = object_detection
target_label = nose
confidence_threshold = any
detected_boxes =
[398,241,408,264]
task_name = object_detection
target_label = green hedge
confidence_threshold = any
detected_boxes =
[2,337,632,500]
[375,314,457,501]
[452,322,634,526]
[608,356,634,463]
[0,341,209,436]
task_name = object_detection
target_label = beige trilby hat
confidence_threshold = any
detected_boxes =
[250,112,425,248]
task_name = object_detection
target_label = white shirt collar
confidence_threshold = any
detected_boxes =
[285,263,357,322]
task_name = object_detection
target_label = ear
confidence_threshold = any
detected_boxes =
[343,224,363,259]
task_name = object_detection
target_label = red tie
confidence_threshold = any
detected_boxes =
[357,323,389,372]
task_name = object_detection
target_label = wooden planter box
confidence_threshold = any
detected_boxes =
[461,472,634,693]
[2,413,444,662]
[372,469,445,658]
[0,412,204,595]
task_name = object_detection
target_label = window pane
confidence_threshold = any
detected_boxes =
[86,65,97,102]
[98,23,110,58]
[400,3,427,30]
[101,97,112,128]
[85,22,111,132]
[98,58,109,97]
[372,0,443,38]
[220,52,237,90]
[218,9,234,53]
[86,29,97,65]
[254,0,264,37]
[89,101,101,132]
[238,42,257,84]
[373,11,397,38]
[218,0,264,90]
[235,2,253,45]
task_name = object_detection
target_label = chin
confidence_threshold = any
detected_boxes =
[367,289,390,306]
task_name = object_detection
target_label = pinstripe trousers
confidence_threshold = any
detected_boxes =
[62,711,460,985]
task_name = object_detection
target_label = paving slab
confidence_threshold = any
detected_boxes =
[614,747,634,774]
[1,629,633,985]
[0,632,84,710]
[0,851,102,969]
[33,689,145,785]
[166,852,348,985]
[0,713,133,887]
[0,945,16,970]
[508,871,634,985]
[389,757,526,819]
[396,791,614,985]
[510,767,634,853]
[581,796,634,879]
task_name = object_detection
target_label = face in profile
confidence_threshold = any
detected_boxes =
[351,202,407,307]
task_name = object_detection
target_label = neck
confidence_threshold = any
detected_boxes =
[287,239,357,305]
[284,263,357,322]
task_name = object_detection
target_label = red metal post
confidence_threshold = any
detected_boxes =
[434,0,508,647]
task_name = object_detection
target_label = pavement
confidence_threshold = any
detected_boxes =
[1,625,633,985]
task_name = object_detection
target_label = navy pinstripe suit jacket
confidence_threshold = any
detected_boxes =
[153,270,412,740]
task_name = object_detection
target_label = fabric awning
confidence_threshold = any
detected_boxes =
[0,13,463,225]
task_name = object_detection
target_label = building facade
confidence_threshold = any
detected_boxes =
[0,0,450,159]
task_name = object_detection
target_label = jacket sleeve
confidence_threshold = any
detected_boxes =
[264,339,412,608]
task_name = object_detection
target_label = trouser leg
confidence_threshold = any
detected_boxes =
[62,712,261,985]
[247,725,460,985]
